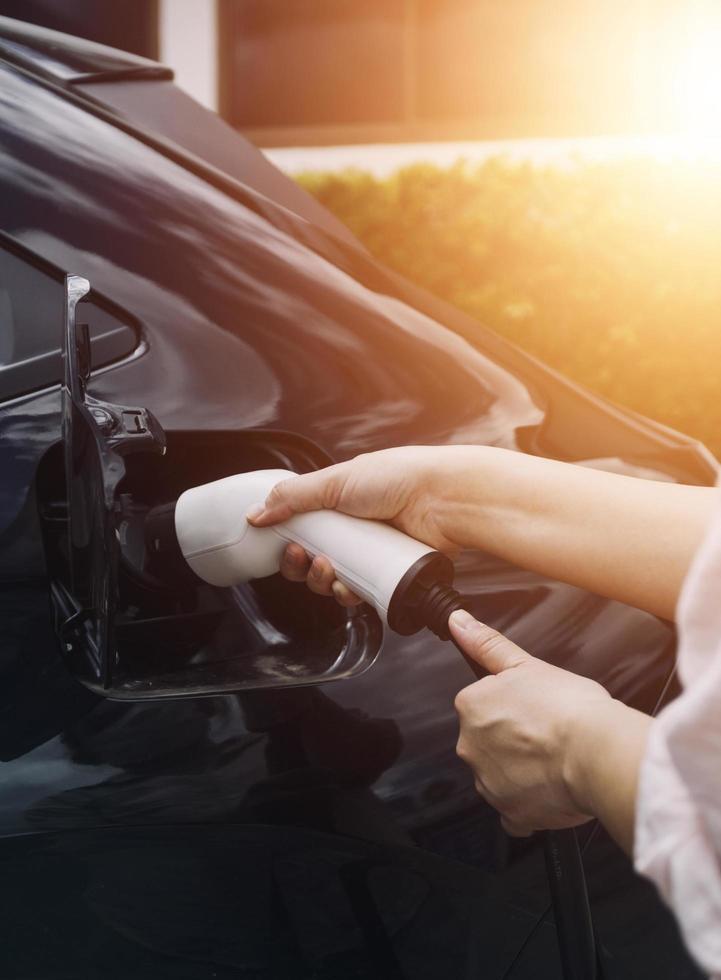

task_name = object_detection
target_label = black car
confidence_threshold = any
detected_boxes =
[0,18,714,979]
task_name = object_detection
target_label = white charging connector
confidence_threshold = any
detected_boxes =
[157,468,460,637]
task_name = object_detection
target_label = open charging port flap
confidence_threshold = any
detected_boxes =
[41,275,382,700]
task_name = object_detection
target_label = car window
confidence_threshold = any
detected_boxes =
[0,241,138,402]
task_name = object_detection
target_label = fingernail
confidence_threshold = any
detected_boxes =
[246,503,265,524]
[310,562,322,580]
[331,581,345,600]
[449,609,475,631]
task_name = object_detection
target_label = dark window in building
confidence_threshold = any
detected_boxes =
[219,0,656,144]
[220,0,407,129]
[416,0,646,129]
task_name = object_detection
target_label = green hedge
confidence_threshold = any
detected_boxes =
[298,159,721,461]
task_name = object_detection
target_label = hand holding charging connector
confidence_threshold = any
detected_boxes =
[162,469,464,640]
[145,464,598,980]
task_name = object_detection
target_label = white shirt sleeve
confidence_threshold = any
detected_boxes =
[635,497,721,978]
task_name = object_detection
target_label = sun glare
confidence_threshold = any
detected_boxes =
[647,2,721,140]
[672,17,721,135]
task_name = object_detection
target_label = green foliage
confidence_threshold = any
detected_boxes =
[298,159,721,459]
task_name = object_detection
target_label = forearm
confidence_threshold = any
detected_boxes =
[435,447,715,619]
[565,700,652,854]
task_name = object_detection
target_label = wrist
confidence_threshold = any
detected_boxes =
[429,445,507,551]
[562,698,627,817]
[563,698,653,852]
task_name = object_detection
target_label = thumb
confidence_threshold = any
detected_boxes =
[448,609,532,674]
[246,463,347,527]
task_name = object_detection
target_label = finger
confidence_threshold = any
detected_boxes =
[500,815,534,838]
[305,555,336,596]
[279,543,312,582]
[246,463,349,527]
[331,580,364,607]
[448,609,532,675]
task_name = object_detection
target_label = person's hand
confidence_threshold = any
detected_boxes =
[449,608,612,836]
[246,446,475,606]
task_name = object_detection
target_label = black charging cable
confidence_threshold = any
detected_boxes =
[394,568,598,980]
[451,625,598,980]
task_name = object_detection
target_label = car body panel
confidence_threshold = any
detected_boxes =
[0,13,170,83]
[0,29,712,978]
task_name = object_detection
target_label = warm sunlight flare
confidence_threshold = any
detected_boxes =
[664,3,721,136]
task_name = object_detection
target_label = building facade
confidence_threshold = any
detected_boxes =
[1,0,693,146]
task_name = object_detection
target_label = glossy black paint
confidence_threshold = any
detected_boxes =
[0,234,139,400]
[0,13,169,83]
[0,27,712,978]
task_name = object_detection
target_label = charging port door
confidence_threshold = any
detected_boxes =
[52,274,166,693]
[52,275,382,700]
